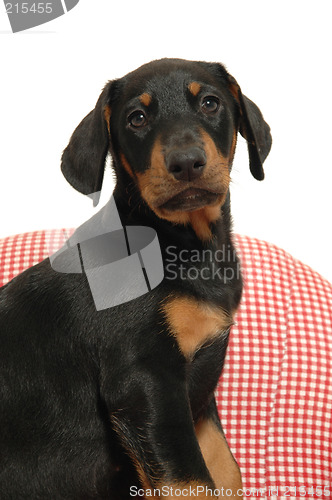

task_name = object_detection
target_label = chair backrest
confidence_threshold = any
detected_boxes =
[1,230,331,493]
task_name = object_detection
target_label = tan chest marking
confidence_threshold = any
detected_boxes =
[162,296,233,357]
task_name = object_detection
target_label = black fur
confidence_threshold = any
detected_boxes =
[0,58,271,498]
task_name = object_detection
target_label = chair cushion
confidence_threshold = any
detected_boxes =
[218,235,332,496]
[0,229,72,286]
[1,230,331,495]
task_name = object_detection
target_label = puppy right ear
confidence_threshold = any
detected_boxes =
[227,75,272,181]
[61,81,114,206]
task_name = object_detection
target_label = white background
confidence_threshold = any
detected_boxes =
[0,0,331,281]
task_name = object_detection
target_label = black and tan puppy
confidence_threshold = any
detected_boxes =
[0,59,271,499]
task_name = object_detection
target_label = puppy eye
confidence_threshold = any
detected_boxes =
[128,110,147,128]
[201,96,219,114]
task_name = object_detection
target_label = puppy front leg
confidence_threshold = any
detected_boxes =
[195,399,243,499]
[106,377,217,499]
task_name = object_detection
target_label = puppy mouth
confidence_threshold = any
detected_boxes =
[158,188,222,212]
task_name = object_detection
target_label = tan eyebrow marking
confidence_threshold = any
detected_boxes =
[139,93,152,106]
[188,82,201,96]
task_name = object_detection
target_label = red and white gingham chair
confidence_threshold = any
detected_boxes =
[1,230,331,498]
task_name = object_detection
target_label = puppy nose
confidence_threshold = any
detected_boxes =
[166,148,206,181]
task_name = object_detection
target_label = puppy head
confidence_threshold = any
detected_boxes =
[61,59,272,228]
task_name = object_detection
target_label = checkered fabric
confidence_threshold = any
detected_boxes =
[217,235,332,499]
[0,230,331,498]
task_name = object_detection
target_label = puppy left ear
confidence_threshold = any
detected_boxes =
[61,81,114,206]
[228,75,272,180]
